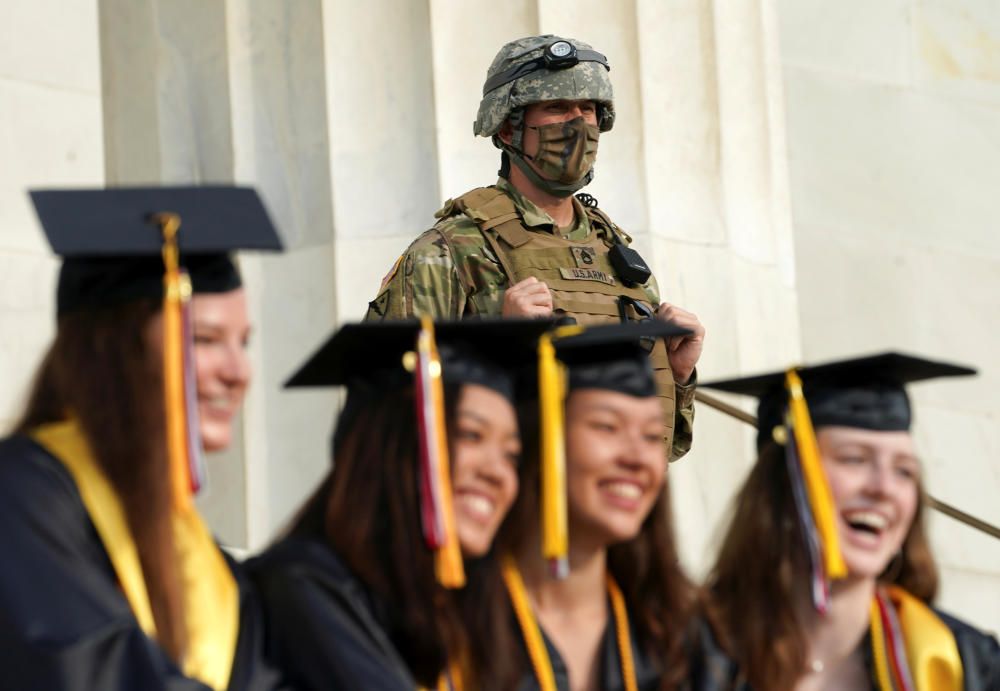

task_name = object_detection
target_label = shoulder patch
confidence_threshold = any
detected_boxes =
[379,255,404,290]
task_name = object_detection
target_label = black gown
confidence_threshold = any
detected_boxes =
[0,434,284,691]
[513,609,661,691]
[689,612,1000,691]
[247,535,417,691]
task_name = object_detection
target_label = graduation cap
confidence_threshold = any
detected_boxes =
[29,186,283,315]
[702,352,976,613]
[535,319,693,578]
[286,317,555,588]
[703,352,977,448]
[29,186,284,512]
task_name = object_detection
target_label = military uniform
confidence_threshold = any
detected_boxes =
[365,178,695,461]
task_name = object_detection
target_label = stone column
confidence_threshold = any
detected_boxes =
[1,1,105,431]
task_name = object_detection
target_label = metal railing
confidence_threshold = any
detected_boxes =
[695,390,1000,542]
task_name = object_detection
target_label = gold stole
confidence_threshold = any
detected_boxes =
[871,585,964,691]
[31,420,240,690]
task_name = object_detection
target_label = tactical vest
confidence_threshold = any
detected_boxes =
[447,187,677,449]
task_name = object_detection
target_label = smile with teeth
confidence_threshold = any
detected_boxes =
[843,509,890,535]
[602,481,643,501]
[201,397,234,415]
[457,493,496,521]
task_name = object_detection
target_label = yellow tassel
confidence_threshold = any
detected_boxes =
[785,370,846,579]
[158,213,193,514]
[420,317,465,589]
[538,334,568,575]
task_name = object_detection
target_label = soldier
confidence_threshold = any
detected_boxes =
[365,34,705,460]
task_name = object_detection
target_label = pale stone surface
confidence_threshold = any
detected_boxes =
[0,80,104,253]
[913,0,1000,101]
[1,0,103,434]
[636,0,726,245]
[323,0,440,242]
[936,566,1000,636]
[0,0,101,92]
[778,0,912,86]
[784,70,1000,259]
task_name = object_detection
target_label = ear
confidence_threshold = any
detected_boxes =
[498,119,514,146]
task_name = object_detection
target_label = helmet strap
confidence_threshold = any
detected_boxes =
[509,108,525,151]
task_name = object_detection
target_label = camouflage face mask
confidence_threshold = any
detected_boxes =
[525,116,600,184]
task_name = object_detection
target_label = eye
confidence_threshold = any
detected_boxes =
[455,427,483,443]
[587,419,617,433]
[835,454,866,465]
[894,464,919,481]
[643,432,662,444]
[193,332,218,346]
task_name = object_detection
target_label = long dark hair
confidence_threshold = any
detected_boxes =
[290,381,466,687]
[15,300,187,660]
[464,398,695,690]
[702,441,938,691]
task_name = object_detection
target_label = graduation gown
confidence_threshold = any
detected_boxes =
[0,434,284,691]
[247,535,417,691]
[689,611,1000,691]
[512,610,661,691]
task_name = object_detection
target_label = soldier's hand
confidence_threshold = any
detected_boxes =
[502,277,554,318]
[655,302,705,385]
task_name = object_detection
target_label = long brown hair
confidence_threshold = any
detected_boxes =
[702,441,938,691]
[465,398,696,690]
[15,300,187,660]
[291,382,466,687]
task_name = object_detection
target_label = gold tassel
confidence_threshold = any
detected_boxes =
[785,369,846,579]
[419,317,465,588]
[538,334,568,578]
[157,213,194,514]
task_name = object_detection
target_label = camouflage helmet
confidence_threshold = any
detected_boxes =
[474,35,615,138]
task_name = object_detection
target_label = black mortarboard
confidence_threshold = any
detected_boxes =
[285,318,556,403]
[29,186,283,315]
[703,352,977,448]
[552,319,693,397]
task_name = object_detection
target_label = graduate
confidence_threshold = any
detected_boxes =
[699,353,1000,691]
[0,188,285,690]
[469,320,697,691]
[247,318,553,690]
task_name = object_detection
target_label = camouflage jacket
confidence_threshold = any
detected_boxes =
[365,178,695,460]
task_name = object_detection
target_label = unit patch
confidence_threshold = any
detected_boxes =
[571,247,596,267]
[559,267,616,286]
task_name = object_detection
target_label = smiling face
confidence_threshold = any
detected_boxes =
[450,384,521,557]
[564,389,667,547]
[190,289,252,452]
[144,288,252,453]
[818,426,921,580]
